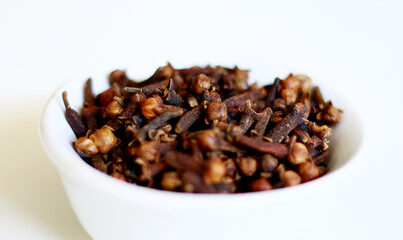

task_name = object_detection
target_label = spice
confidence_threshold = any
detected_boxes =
[64,63,342,193]
[206,101,227,122]
[62,91,87,138]
[239,157,258,176]
[191,74,212,95]
[283,170,302,187]
[161,171,182,191]
[89,125,120,155]
[175,102,206,134]
[74,136,99,157]
[261,154,278,173]
[250,178,273,192]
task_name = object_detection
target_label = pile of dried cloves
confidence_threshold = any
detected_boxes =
[63,63,342,193]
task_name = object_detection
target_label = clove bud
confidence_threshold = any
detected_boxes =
[89,125,120,155]
[65,64,342,193]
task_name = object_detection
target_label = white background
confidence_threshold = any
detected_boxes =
[0,0,402,239]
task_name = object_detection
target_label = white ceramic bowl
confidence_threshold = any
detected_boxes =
[39,62,362,240]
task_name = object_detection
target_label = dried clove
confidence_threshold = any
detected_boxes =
[109,70,128,89]
[295,74,311,94]
[181,170,213,193]
[119,102,137,119]
[175,102,206,134]
[191,74,212,95]
[106,99,124,119]
[234,134,288,159]
[141,95,165,120]
[239,157,258,176]
[238,100,256,134]
[137,141,159,162]
[206,101,228,122]
[316,101,343,125]
[128,64,174,89]
[311,150,329,165]
[123,79,169,96]
[223,86,266,108]
[292,128,310,143]
[136,160,166,184]
[161,171,182,191]
[312,86,325,110]
[96,85,120,107]
[63,91,87,138]
[194,129,221,151]
[110,172,128,182]
[266,77,281,103]
[282,170,301,187]
[81,105,99,133]
[163,79,185,107]
[261,154,278,173]
[250,178,273,192]
[89,125,121,155]
[251,107,273,137]
[267,103,309,143]
[74,136,99,157]
[210,91,222,102]
[138,109,183,142]
[84,78,95,106]
[129,92,147,104]
[91,155,108,173]
[203,156,226,184]
[287,135,309,165]
[298,160,320,182]
[65,64,342,193]
[164,150,203,171]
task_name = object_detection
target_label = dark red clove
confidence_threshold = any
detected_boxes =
[65,64,342,193]
[223,86,266,108]
[109,70,129,89]
[175,102,206,133]
[163,79,185,107]
[312,86,325,110]
[266,77,281,103]
[63,91,88,137]
[83,78,95,106]
[267,103,309,143]
[96,84,120,107]
[234,134,288,159]
[91,155,107,173]
[181,170,214,193]
[251,107,273,137]
[238,100,256,134]
[130,63,174,88]
[138,109,184,142]
[123,79,169,96]
[81,105,99,133]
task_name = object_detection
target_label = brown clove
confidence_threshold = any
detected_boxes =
[63,91,88,138]
[251,107,273,137]
[175,102,206,133]
[223,86,266,108]
[267,103,309,143]
[138,109,184,142]
[163,79,185,107]
[233,134,288,159]
[238,100,256,134]
[83,78,95,106]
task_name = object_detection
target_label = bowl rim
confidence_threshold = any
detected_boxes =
[39,62,364,209]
